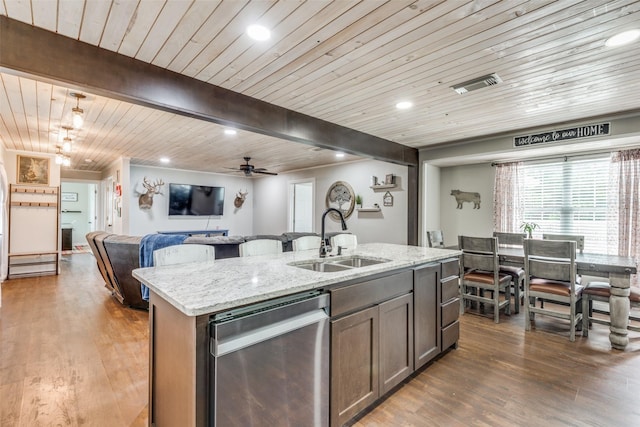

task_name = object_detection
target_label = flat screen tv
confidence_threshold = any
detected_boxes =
[168,183,225,216]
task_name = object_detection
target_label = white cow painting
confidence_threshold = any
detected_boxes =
[450,190,481,209]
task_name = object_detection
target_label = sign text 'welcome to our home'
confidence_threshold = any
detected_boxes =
[514,122,610,147]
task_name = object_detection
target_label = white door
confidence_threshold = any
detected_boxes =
[289,179,314,232]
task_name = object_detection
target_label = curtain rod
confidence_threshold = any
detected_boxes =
[490,149,617,167]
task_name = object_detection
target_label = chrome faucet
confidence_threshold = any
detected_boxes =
[320,208,348,257]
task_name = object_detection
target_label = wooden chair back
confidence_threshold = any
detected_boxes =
[543,233,584,253]
[426,230,445,248]
[493,232,525,247]
[292,235,322,251]
[458,236,499,273]
[153,244,215,266]
[239,239,283,257]
[525,239,576,282]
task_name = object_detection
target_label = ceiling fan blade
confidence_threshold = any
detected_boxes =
[253,170,278,175]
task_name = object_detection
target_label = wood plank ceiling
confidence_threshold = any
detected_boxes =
[1,0,639,174]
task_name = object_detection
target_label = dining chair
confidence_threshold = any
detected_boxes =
[239,239,283,257]
[493,232,526,314]
[292,235,322,251]
[459,236,512,323]
[543,234,585,253]
[330,234,357,250]
[426,230,445,248]
[581,282,640,337]
[524,239,583,341]
[153,244,215,266]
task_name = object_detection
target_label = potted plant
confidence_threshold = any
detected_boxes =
[520,221,540,238]
[355,194,363,208]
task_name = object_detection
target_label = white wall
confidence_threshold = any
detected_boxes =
[129,166,254,237]
[253,160,408,244]
[439,163,495,246]
[421,163,441,246]
[61,182,92,246]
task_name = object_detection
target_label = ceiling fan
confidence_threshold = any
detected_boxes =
[229,157,278,176]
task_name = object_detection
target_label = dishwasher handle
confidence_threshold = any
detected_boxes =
[211,309,328,357]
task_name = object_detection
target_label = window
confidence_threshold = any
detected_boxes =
[520,156,609,254]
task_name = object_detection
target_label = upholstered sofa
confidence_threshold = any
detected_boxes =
[85,231,331,309]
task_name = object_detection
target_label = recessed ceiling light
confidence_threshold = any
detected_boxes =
[605,29,640,47]
[335,152,345,158]
[224,129,237,135]
[160,157,170,164]
[396,101,413,110]
[247,25,271,41]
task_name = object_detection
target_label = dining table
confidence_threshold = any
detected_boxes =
[496,247,638,350]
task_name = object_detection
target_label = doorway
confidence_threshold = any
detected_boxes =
[61,181,100,248]
[289,179,315,232]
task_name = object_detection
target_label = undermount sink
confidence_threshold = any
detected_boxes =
[330,256,389,268]
[293,261,352,272]
[289,255,391,272]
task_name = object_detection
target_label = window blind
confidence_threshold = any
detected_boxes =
[520,157,609,254]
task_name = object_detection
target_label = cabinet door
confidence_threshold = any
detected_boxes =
[379,293,413,395]
[331,306,379,427]
[413,263,440,370]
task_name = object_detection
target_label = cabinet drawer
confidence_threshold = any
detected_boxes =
[441,320,459,351]
[441,258,460,279]
[441,277,459,303]
[441,298,459,327]
[330,270,413,317]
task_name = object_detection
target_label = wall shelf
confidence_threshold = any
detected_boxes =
[357,207,381,212]
[370,184,396,190]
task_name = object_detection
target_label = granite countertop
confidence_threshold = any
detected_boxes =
[132,243,461,317]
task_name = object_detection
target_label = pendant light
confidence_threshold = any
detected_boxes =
[70,92,86,128]
[61,125,73,153]
[55,147,71,167]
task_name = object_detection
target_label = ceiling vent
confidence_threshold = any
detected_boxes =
[451,73,502,94]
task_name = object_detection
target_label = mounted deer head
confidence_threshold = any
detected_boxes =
[234,189,249,208]
[139,177,164,209]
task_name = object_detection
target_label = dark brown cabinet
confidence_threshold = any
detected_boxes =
[330,305,379,427]
[413,263,440,370]
[330,270,413,427]
[379,293,413,394]
[62,228,72,251]
[440,258,461,351]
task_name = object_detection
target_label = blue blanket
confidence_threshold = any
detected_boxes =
[139,233,188,301]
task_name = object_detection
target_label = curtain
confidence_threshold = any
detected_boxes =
[493,162,522,232]
[608,149,640,286]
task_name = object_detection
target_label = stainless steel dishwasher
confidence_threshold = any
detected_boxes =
[209,290,330,427]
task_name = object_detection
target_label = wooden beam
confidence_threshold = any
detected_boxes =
[0,16,417,167]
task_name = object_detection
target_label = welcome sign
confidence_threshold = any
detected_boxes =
[514,122,610,147]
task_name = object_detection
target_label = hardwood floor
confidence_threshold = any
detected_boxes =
[1,253,148,427]
[2,254,639,426]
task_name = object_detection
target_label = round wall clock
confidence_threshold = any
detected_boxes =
[325,181,355,220]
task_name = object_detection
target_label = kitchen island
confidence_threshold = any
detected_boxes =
[134,243,461,427]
